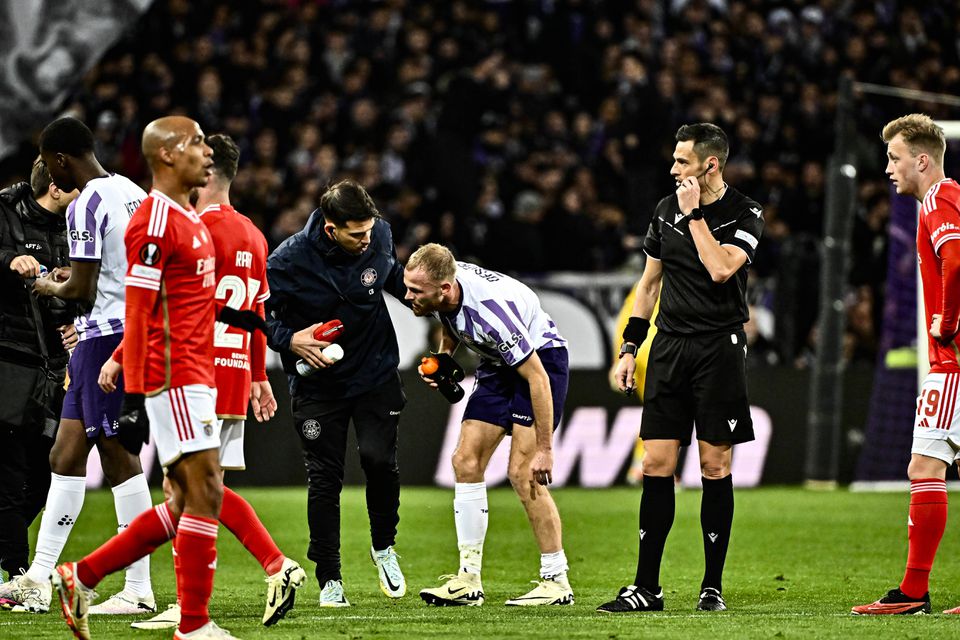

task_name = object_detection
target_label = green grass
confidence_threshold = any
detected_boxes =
[3,486,960,639]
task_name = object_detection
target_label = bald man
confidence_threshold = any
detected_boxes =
[52,117,242,640]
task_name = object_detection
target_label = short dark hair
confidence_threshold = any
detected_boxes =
[39,117,95,157]
[206,133,240,181]
[30,158,52,200]
[675,123,729,170]
[319,180,380,226]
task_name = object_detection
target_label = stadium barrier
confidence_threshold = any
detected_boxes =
[207,367,871,488]
[81,367,872,489]
[79,284,874,488]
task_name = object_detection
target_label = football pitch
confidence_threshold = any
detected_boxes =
[4,486,960,639]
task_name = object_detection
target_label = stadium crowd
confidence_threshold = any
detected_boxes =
[12,0,960,366]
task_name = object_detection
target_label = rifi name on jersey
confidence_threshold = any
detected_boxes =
[236,250,253,268]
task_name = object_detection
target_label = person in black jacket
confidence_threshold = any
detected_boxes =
[0,158,78,583]
[265,180,407,607]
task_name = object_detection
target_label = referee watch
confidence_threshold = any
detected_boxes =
[689,207,704,220]
[618,342,639,359]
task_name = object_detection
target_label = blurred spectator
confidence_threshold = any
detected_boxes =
[2,0,957,366]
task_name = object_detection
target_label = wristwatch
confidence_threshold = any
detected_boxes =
[690,207,704,220]
[618,342,639,359]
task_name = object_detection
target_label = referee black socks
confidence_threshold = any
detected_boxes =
[700,474,734,593]
[634,474,675,591]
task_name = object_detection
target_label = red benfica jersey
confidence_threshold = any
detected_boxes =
[918,178,960,372]
[123,190,216,394]
[199,203,270,418]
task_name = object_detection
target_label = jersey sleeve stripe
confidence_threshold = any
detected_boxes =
[934,234,960,254]
[82,192,102,232]
[923,182,944,215]
[255,292,270,303]
[505,300,525,325]
[147,198,159,236]
[125,276,161,290]
[480,299,531,354]
[70,191,103,259]
[148,199,169,237]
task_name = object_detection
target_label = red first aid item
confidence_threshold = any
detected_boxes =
[314,319,344,342]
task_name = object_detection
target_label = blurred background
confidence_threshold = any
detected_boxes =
[3,0,960,490]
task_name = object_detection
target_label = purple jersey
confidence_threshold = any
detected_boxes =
[437,262,567,367]
[67,174,146,340]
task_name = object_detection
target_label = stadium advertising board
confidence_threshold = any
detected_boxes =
[79,367,868,489]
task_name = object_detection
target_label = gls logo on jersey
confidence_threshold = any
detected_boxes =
[498,332,523,353]
[69,229,93,243]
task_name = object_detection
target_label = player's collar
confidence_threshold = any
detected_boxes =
[199,203,230,217]
[151,189,192,216]
[923,178,952,201]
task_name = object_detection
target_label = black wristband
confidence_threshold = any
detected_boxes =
[622,316,650,346]
[690,207,704,220]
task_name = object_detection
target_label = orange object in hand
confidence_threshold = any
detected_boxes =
[420,356,439,375]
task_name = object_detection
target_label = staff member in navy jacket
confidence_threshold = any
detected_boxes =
[266,180,408,607]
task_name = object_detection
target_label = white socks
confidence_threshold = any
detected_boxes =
[454,482,488,575]
[26,473,86,583]
[112,474,153,597]
[540,549,569,580]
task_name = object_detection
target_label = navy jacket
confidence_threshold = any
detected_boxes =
[265,211,407,399]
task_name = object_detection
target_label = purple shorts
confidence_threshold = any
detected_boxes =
[61,333,124,439]
[463,347,569,433]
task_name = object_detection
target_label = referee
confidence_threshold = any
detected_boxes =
[597,123,763,614]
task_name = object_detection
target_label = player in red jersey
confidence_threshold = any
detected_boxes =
[121,133,305,632]
[853,114,960,616]
[50,116,238,640]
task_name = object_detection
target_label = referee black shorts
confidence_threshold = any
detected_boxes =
[640,328,754,446]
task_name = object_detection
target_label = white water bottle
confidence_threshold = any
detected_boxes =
[296,343,344,377]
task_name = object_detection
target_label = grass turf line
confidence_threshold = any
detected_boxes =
[2,486,960,639]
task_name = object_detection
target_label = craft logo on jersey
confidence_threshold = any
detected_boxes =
[302,419,321,440]
[361,268,378,287]
[139,242,161,265]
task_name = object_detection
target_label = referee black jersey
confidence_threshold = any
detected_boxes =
[642,186,763,335]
